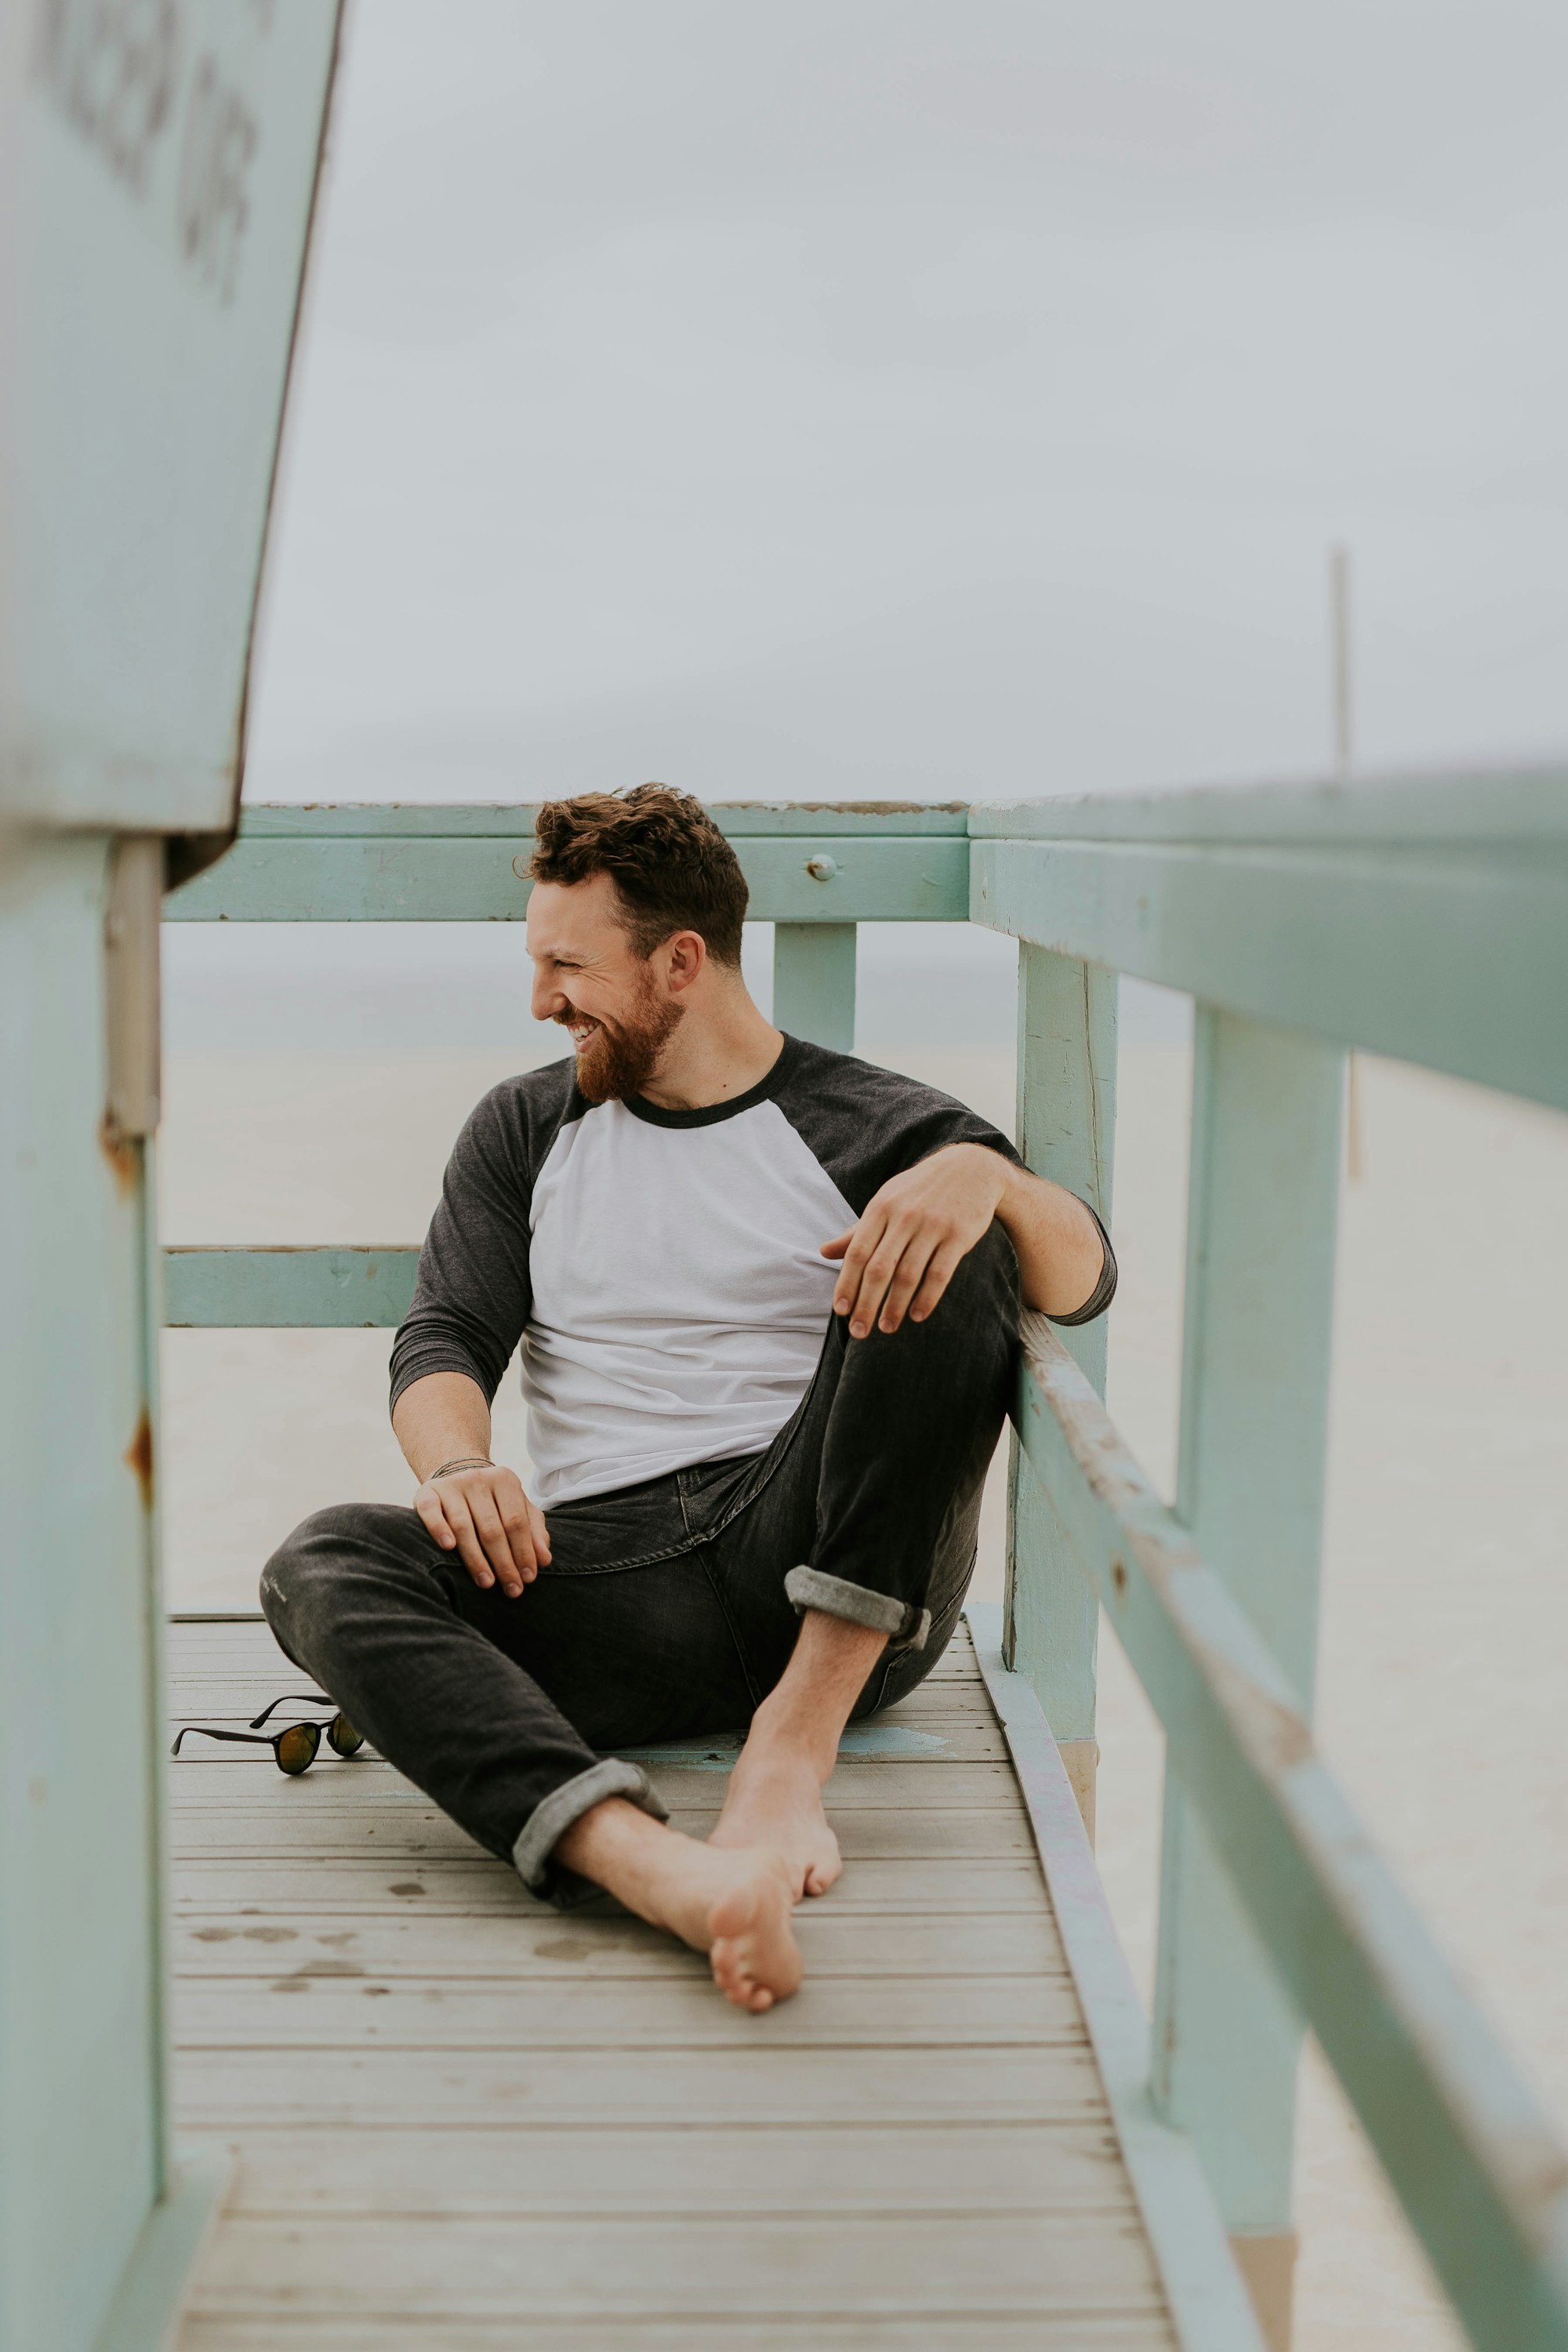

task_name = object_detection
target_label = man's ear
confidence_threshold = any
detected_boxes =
[664,930,708,996]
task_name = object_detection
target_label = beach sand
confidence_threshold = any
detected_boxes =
[160,1036,1567,2351]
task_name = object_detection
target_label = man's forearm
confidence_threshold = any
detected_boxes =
[391,1370,495,1483]
[394,1371,548,1595]
[995,1161,1107,1319]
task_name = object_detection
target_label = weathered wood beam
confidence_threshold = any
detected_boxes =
[1005,945,1117,1837]
[968,1602,1268,2352]
[1151,1013,1344,2342]
[1011,1311,1568,2352]
[240,800,971,838]
[969,833,1568,1116]
[773,923,856,1048]
[966,764,1568,846]
[166,834,968,924]
[164,1247,418,1329]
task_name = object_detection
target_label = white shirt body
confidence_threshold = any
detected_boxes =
[522,1098,855,1504]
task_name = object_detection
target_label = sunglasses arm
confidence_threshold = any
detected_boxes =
[170,1726,276,1756]
[249,1692,333,1730]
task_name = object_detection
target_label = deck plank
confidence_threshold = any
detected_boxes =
[169,1806,1040,1861]
[167,1721,1012,1763]
[212,2123,1137,2214]
[176,1974,1085,2046]
[169,1758,1026,1808]
[170,1854,1054,1914]
[169,1619,1176,2347]
[187,2211,1167,2316]
[177,2043,1115,2129]
[172,1908,1072,1977]
[182,2323,1174,2351]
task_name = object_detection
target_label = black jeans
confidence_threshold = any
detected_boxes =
[260,1224,1018,1904]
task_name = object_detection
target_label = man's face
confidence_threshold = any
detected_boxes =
[526,873,683,1103]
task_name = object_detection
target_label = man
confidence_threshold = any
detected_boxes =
[261,786,1114,2012]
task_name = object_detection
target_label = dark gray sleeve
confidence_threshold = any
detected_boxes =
[770,1039,1024,1213]
[773,1038,1116,1326]
[1047,1202,1118,1327]
[388,1069,570,1417]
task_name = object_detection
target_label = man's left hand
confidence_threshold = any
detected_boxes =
[822,1143,1009,1338]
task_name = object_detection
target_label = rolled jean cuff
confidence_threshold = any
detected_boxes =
[510,1758,669,1895]
[784,1565,931,1653]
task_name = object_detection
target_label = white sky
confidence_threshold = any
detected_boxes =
[245,0,1568,806]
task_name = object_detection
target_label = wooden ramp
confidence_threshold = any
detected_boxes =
[167,1616,1183,2350]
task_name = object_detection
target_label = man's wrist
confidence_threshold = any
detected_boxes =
[426,1455,492,1482]
[992,1152,1029,1227]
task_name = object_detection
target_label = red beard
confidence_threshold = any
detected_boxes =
[560,975,684,1104]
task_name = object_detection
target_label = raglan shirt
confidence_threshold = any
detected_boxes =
[390,1035,1116,1508]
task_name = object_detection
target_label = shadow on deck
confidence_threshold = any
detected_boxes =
[166,1616,1181,2349]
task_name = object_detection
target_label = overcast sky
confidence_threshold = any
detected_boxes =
[244,0,1568,808]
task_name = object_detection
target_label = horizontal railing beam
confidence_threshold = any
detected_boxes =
[1010,1309,1568,2352]
[163,1247,417,1328]
[971,835,1568,1116]
[239,800,971,838]
[967,764,1568,848]
[166,833,968,924]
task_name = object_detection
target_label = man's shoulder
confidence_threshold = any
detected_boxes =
[456,1057,584,1176]
[770,1036,1017,1205]
[773,1036,987,1121]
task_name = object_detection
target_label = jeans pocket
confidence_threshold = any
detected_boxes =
[674,1454,758,1537]
[542,1476,689,1574]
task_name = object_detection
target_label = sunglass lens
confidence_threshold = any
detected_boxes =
[276,1724,320,1775]
[328,1714,365,1757]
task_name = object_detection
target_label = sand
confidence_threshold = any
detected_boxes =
[159,1036,1568,2351]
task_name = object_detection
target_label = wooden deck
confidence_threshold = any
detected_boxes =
[166,1616,1178,2349]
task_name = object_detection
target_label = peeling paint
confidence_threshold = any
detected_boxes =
[711,798,967,815]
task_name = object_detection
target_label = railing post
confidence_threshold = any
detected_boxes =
[1005,945,1117,1838]
[0,837,193,2351]
[772,921,856,1049]
[1151,1007,1344,2350]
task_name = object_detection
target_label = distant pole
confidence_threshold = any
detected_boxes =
[1331,543,1365,1181]
[1330,544,1352,784]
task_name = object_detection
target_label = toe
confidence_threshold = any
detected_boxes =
[714,1945,766,2011]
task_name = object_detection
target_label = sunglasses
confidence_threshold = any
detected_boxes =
[171,1691,366,1776]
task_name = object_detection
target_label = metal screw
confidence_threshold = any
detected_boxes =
[804,855,837,882]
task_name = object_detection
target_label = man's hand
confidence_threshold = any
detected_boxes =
[414,1461,551,1599]
[822,1143,1011,1338]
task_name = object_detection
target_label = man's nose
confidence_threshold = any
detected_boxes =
[530,970,566,1022]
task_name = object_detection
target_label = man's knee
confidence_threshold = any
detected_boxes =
[954,1216,1021,1312]
[912,1216,1020,1344]
[833,1217,1015,1424]
[259,1501,423,1639]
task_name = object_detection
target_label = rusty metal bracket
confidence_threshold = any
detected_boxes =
[103,835,164,1145]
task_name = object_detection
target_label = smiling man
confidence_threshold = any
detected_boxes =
[260,786,1114,2009]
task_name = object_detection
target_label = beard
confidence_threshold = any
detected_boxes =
[559,974,684,1105]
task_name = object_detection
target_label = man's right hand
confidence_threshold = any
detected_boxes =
[413,1462,551,1599]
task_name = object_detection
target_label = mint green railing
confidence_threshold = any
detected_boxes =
[972,771,1568,2350]
[165,780,1568,2352]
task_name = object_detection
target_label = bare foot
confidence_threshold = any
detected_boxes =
[710,1746,842,1899]
[554,1800,803,2013]
[652,1840,804,2013]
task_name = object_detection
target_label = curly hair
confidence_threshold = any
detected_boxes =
[528,785,749,967]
